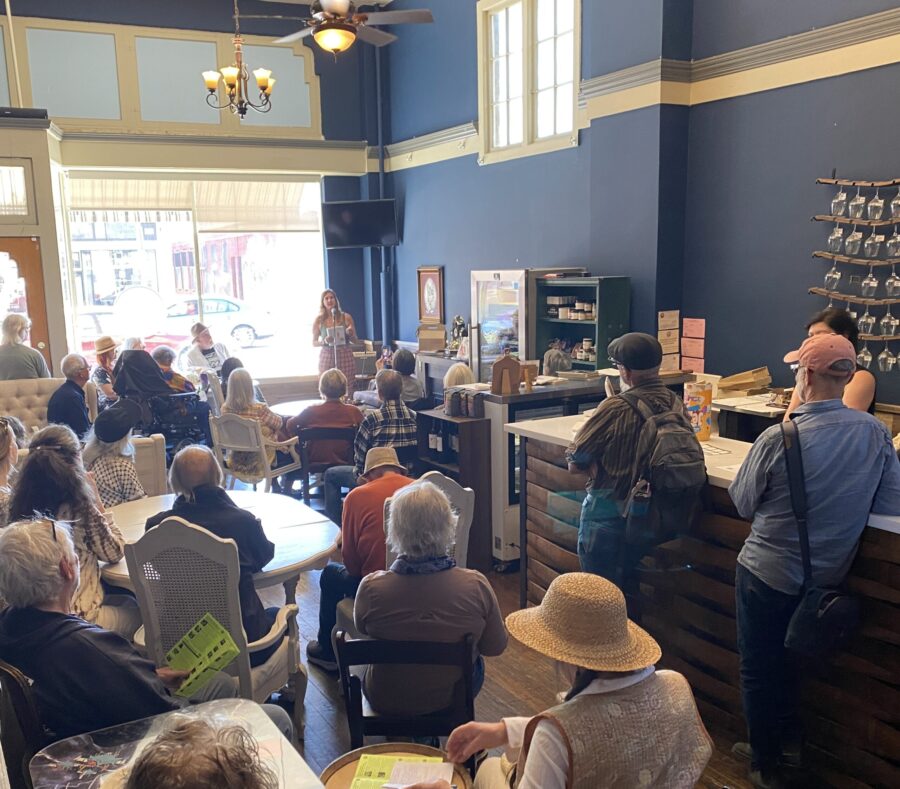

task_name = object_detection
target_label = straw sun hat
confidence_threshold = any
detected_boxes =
[506,572,661,672]
[94,335,118,355]
[357,446,407,485]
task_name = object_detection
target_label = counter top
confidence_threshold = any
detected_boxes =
[713,394,786,418]
[480,371,695,404]
[506,414,900,535]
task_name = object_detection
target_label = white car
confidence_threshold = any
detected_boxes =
[165,296,275,348]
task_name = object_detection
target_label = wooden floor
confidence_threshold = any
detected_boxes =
[266,568,753,787]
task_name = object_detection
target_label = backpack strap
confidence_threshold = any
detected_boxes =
[780,419,813,588]
[618,390,658,485]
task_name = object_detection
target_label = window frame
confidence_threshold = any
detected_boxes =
[477,0,581,166]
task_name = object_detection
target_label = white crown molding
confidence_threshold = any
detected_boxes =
[384,123,478,159]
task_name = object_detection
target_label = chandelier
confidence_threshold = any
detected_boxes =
[202,0,275,119]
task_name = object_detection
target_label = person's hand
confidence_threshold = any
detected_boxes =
[446,720,508,763]
[324,334,334,345]
[401,782,452,789]
[155,667,190,690]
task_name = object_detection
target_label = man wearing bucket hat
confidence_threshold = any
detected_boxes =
[306,447,412,671]
[729,333,900,788]
[186,322,230,374]
[439,573,711,788]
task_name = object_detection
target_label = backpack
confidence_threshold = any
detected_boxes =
[619,390,707,549]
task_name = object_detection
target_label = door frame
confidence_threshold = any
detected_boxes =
[0,236,50,369]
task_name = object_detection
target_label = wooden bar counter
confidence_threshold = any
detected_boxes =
[506,415,900,789]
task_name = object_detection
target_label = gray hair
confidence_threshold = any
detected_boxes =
[223,368,254,414]
[82,428,134,468]
[123,337,144,351]
[387,481,456,560]
[1,313,29,345]
[443,362,475,388]
[0,520,77,608]
[375,369,403,402]
[319,368,347,400]
[151,345,176,366]
[169,445,223,500]
[61,353,88,380]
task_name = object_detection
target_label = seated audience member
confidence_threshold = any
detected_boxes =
[307,447,412,671]
[113,349,175,399]
[123,337,145,351]
[187,322,230,374]
[356,348,425,409]
[7,424,139,637]
[151,345,195,393]
[443,361,476,389]
[440,573,712,789]
[146,446,280,667]
[0,313,50,380]
[91,335,119,410]
[324,369,416,523]
[47,353,92,439]
[221,368,287,479]
[729,333,900,788]
[354,481,508,715]
[285,368,363,466]
[4,414,25,448]
[125,719,278,789]
[0,519,240,740]
[82,400,146,509]
[221,356,266,403]
[0,418,17,526]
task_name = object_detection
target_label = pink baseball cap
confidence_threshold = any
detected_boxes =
[783,333,856,376]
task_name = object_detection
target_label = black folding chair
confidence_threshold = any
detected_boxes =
[296,426,359,504]
[0,659,47,789]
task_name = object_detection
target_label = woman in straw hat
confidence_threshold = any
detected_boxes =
[432,573,712,789]
[91,335,119,410]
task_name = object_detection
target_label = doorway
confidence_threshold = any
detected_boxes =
[0,237,50,368]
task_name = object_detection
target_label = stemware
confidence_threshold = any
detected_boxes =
[887,265,900,298]
[857,341,873,369]
[858,307,876,335]
[878,344,896,372]
[864,232,884,259]
[892,191,900,219]
[888,227,900,257]
[861,267,879,297]
[880,307,899,337]
[868,188,885,220]
[823,265,841,291]
[845,227,863,256]
[827,225,844,253]
[831,187,848,217]
[848,187,866,219]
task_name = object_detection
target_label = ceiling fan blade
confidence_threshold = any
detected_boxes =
[357,10,434,25]
[356,25,399,46]
[273,27,315,44]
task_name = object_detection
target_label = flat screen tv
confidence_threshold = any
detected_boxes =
[322,199,399,249]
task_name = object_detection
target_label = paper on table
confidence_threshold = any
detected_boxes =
[382,760,454,787]
[166,613,240,697]
[350,755,445,789]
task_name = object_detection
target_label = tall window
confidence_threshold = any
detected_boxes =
[479,0,579,163]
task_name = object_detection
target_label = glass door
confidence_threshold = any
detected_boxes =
[471,270,525,382]
[0,237,50,368]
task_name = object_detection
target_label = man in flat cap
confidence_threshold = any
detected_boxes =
[566,332,692,583]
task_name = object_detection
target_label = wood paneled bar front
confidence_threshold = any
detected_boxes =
[506,415,900,789]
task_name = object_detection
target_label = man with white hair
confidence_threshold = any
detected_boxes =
[0,519,238,739]
[0,313,50,380]
[47,353,92,438]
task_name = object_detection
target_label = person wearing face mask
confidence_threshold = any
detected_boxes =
[783,307,876,419]
[566,333,690,582]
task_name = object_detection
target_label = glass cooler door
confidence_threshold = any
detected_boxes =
[470,269,526,382]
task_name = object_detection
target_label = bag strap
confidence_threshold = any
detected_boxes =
[780,419,813,587]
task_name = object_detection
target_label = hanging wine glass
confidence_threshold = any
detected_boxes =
[857,341,873,369]
[878,343,896,372]
[880,306,899,336]
[831,186,848,216]
[827,224,844,253]
[823,265,841,291]
[858,307,876,335]
[868,187,885,220]
[892,190,900,219]
[887,265,900,297]
[845,226,863,256]
[864,232,884,259]
[848,187,866,219]
[887,226,900,257]
[861,268,879,297]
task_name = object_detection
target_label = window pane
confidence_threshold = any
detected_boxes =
[508,50,523,99]
[493,102,508,148]
[507,2,523,53]
[537,39,555,90]
[0,166,28,216]
[509,96,524,145]
[556,31,574,84]
[555,83,573,134]
[557,0,575,33]
[493,55,508,102]
[536,88,555,138]
[491,10,506,57]
[537,0,555,40]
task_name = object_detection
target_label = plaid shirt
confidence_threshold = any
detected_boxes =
[354,400,417,474]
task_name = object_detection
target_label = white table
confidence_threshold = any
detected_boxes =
[103,490,340,598]
[270,399,322,419]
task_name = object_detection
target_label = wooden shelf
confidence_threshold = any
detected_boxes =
[817,177,900,187]
[860,334,900,341]
[813,214,897,228]
[419,457,461,476]
[570,359,598,368]
[539,317,597,324]
[809,287,900,305]
[813,251,900,267]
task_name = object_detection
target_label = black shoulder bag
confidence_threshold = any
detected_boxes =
[781,419,860,659]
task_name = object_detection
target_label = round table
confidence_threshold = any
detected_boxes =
[320,743,473,788]
[103,490,339,600]
[271,398,323,419]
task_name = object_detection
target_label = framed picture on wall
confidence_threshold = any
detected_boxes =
[417,266,444,324]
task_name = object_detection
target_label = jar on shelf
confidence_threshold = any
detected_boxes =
[547,306,559,318]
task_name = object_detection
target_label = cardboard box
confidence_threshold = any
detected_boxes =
[658,310,680,330]
[719,366,770,389]
[417,324,447,353]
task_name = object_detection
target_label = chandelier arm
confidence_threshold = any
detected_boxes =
[206,93,235,110]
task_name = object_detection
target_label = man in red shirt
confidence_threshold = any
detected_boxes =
[306,447,412,671]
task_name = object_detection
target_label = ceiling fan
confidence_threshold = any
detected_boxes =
[252,1,434,55]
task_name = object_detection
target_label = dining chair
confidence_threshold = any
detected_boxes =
[202,372,225,417]
[125,517,306,741]
[0,659,46,789]
[209,413,302,493]
[334,631,475,752]
[296,426,359,504]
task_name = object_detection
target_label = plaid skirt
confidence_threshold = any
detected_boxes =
[319,344,356,383]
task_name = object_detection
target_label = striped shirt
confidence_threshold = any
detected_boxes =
[354,400,417,475]
[566,380,682,499]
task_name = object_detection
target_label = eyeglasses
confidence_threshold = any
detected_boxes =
[608,357,623,367]
[789,363,800,372]
[46,520,57,542]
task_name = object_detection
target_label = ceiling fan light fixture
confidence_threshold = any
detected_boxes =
[313,21,357,54]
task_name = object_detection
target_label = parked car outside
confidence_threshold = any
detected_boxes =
[164,296,275,348]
